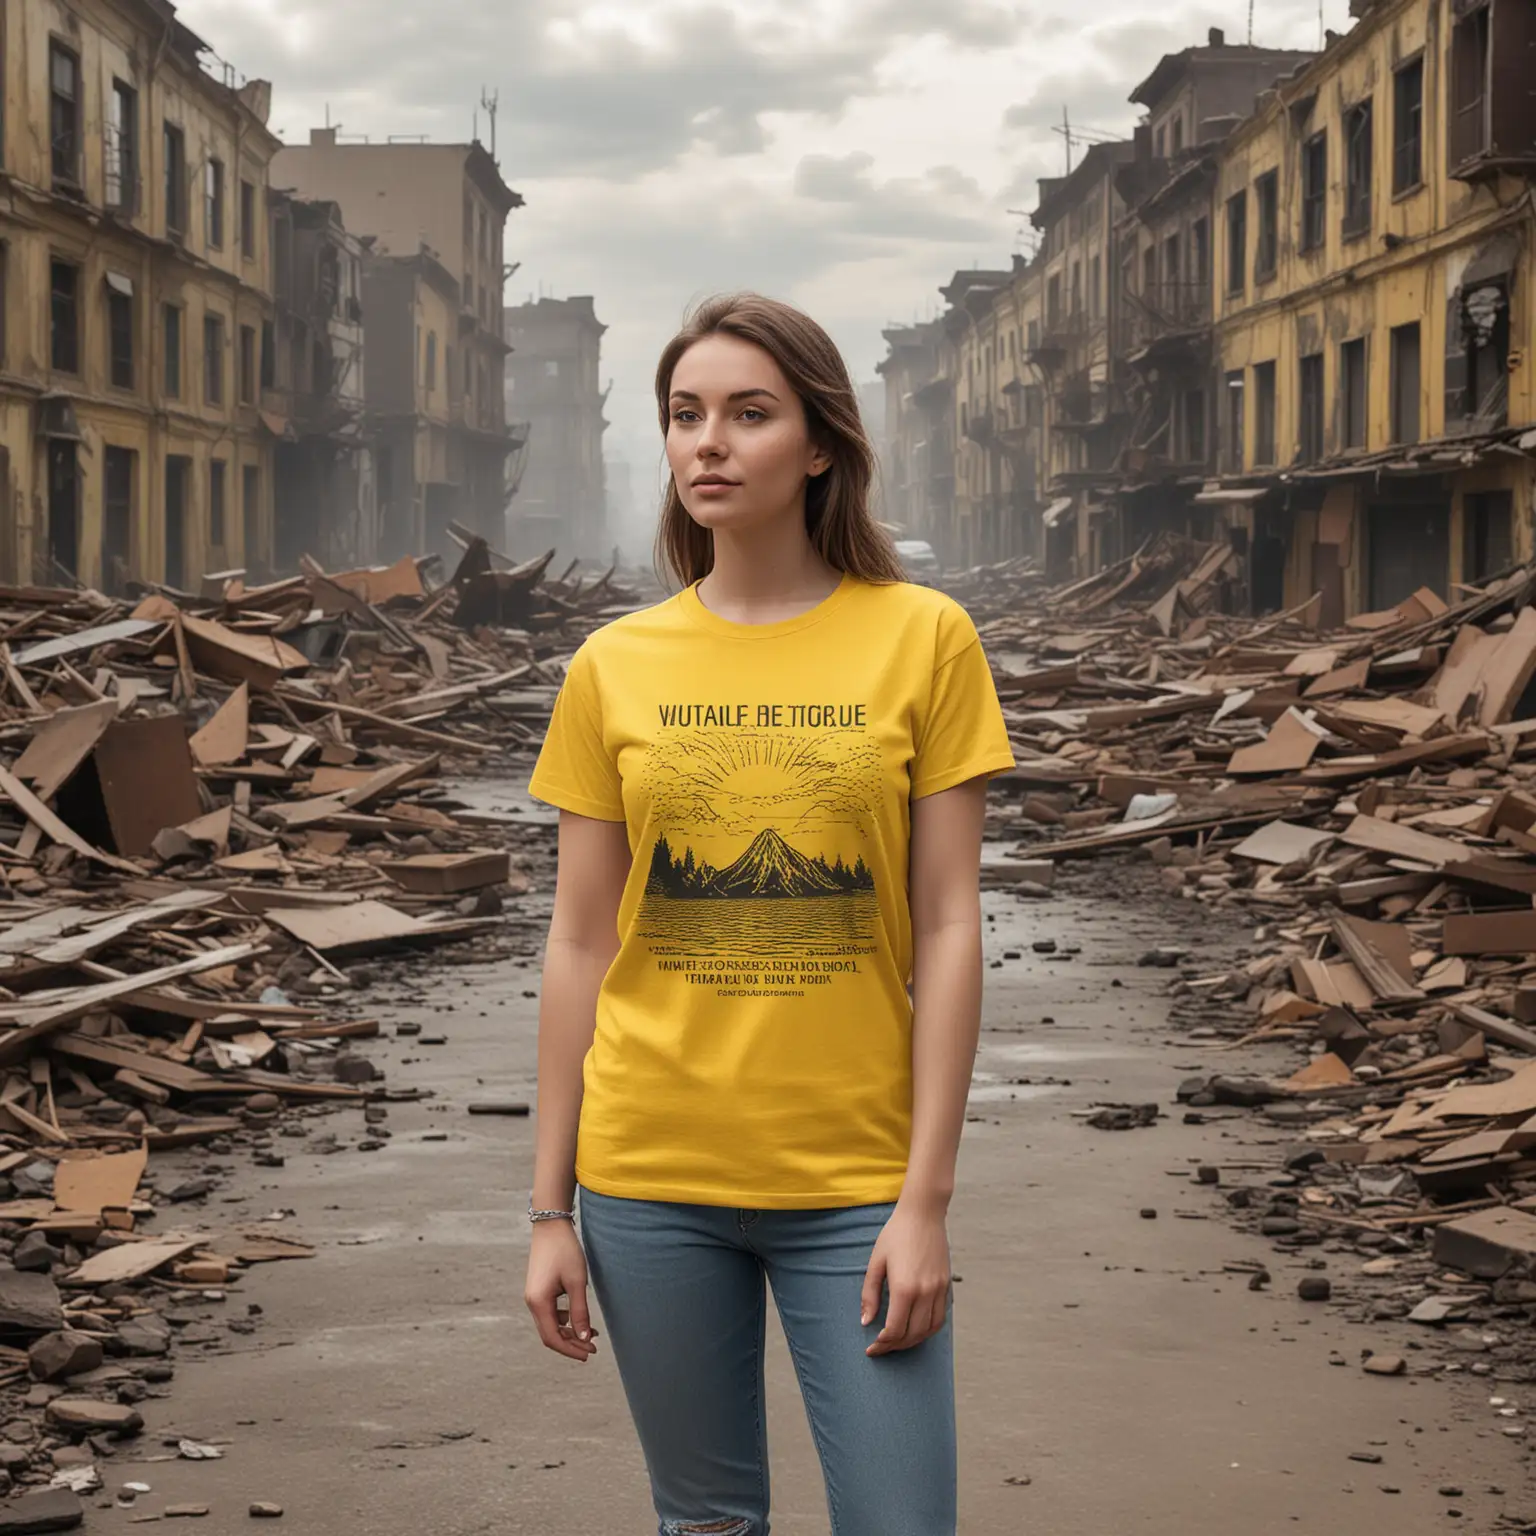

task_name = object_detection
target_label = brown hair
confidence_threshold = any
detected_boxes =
[653,293,905,588]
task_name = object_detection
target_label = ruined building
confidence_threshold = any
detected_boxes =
[266,191,373,572]
[504,296,608,560]
[273,131,523,565]
[1210,0,1536,619]
[0,0,281,590]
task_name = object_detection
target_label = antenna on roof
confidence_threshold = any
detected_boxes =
[1248,0,1255,44]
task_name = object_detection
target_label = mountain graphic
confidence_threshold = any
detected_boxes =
[711,828,845,898]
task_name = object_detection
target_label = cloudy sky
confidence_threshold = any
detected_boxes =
[182,0,1352,535]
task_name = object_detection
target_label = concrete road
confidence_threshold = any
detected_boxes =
[100,868,1528,1534]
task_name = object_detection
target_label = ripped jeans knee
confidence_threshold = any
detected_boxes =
[660,1520,755,1536]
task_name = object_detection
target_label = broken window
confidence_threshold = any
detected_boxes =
[1390,322,1421,443]
[1225,372,1245,471]
[1225,190,1246,295]
[107,81,138,212]
[1450,1,1491,166]
[1298,352,1324,462]
[1254,360,1277,466]
[1341,336,1368,448]
[163,305,181,398]
[1254,170,1279,281]
[239,324,256,404]
[240,180,257,258]
[209,459,226,547]
[206,157,225,250]
[49,42,80,187]
[164,124,187,238]
[106,274,134,390]
[1464,489,1512,579]
[1393,56,1424,193]
[1462,281,1510,425]
[50,259,79,374]
[1183,388,1206,463]
[1300,131,1327,252]
[203,313,224,406]
[1343,98,1373,238]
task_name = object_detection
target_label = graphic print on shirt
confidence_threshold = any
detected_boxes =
[634,716,881,998]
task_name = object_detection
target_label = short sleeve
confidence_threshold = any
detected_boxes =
[527,644,626,821]
[911,616,1015,800]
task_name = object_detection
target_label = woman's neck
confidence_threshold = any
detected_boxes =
[698,526,841,623]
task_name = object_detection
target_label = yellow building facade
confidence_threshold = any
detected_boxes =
[1213,0,1536,618]
[0,0,280,590]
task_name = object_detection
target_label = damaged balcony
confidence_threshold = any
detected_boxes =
[1447,0,1536,183]
[1121,280,1212,367]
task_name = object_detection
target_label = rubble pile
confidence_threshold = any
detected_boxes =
[978,543,1536,1381]
[0,539,633,1513]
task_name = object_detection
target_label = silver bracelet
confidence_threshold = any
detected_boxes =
[528,1200,575,1224]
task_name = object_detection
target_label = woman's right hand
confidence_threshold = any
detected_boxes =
[524,1220,600,1362]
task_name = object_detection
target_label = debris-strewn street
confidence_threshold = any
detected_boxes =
[1,541,1535,1529]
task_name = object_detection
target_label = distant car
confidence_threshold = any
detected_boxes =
[894,539,942,586]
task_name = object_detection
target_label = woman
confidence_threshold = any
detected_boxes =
[523,292,1014,1536]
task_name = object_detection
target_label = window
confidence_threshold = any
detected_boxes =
[209,460,226,546]
[1390,322,1421,443]
[163,305,181,399]
[260,320,274,389]
[106,275,134,390]
[1183,388,1206,463]
[1393,57,1424,193]
[1070,262,1082,313]
[203,313,224,405]
[1341,336,1368,448]
[49,43,80,186]
[1225,191,1246,295]
[1225,370,1245,470]
[425,331,437,391]
[0,244,7,366]
[1450,2,1491,166]
[1301,132,1327,252]
[1343,98,1373,239]
[206,158,225,249]
[164,124,187,238]
[1299,352,1324,462]
[107,82,138,213]
[1255,170,1279,281]
[1192,217,1210,285]
[1162,233,1180,285]
[50,260,79,374]
[1465,490,1513,580]
[1461,280,1510,424]
[1155,125,1166,159]
[1254,360,1277,466]
[1089,253,1101,320]
[242,465,259,554]
[239,325,256,404]
[102,447,134,595]
[1142,244,1157,297]
[240,181,256,259]
[1172,116,1185,155]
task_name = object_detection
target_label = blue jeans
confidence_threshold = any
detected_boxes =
[577,1187,956,1536]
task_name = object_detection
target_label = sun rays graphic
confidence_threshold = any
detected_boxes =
[642,730,881,839]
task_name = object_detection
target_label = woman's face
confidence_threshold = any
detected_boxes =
[665,334,830,536]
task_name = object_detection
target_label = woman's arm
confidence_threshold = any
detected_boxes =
[524,809,631,1362]
[862,775,988,1356]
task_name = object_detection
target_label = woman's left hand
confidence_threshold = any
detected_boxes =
[860,1199,951,1356]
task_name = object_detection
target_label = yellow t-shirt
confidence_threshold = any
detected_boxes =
[527,571,1016,1208]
